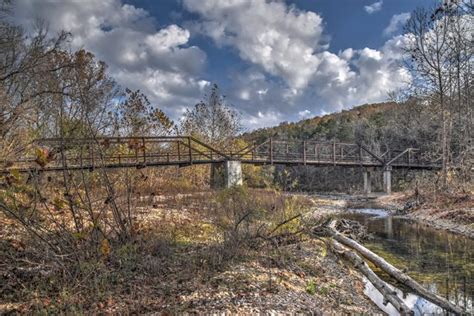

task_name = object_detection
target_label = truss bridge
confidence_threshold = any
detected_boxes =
[1,136,442,194]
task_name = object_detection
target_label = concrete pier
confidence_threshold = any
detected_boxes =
[225,160,243,187]
[363,168,373,194]
[383,166,392,194]
[211,160,243,188]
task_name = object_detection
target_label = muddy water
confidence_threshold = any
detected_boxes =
[342,209,473,313]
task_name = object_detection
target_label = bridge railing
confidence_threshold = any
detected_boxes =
[234,139,383,165]
[6,136,230,172]
[2,136,441,173]
[233,138,441,168]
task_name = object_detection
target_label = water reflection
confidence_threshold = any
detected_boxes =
[363,277,442,316]
[344,209,473,312]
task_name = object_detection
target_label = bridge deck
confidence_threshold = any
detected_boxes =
[1,136,442,174]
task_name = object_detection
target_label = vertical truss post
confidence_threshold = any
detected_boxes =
[134,144,138,165]
[303,140,307,165]
[79,148,83,169]
[142,137,146,164]
[269,138,273,165]
[117,137,121,165]
[89,145,94,169]
[177,140,181,161]
[188,137,193,165]
[332,140,336,166]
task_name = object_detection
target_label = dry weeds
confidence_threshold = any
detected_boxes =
[1,189,380,314]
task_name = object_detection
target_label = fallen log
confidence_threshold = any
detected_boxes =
[316,220,463,315]
[329,239,412,314]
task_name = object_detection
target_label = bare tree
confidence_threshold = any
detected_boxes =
[403,2,473,186]
[0,17,72,165]
[111,88,174,136]
[181,84,242,149]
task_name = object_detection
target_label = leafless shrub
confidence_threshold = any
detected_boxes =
[205,187,310,264]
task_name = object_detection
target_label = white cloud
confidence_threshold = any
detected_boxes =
[364,1,383,14]
[340,48,355,60]
[12,0,208,116]
[245,110,283,129]
[383,12,411,36]
[227,67,295,117]
[239,90,251,100]
[298,110,312,119]
[183,0,325,90]
[144,25,190,52]
[183,0,410,117]
[310,38,411,112]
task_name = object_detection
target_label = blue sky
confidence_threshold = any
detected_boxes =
[13,0,436,130]
[129,0,432,51]
[125,0,432,86]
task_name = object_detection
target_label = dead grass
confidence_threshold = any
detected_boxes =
[1,188,379,314]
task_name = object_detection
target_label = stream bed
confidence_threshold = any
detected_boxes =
[341,208,473,314]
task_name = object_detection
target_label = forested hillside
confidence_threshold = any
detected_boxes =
[244,98,472,192]
[246,101,399,143]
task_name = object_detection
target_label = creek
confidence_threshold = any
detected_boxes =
[341,208,473,314]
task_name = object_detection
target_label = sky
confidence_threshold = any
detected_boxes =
[11,0,435,130]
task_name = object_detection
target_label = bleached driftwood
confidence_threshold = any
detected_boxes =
[314,219,463,315]
[329,238,411,314]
